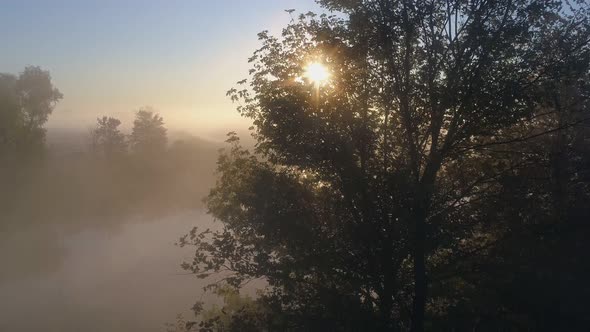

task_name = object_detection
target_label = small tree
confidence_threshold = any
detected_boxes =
[129,107,167,155]
[90,116,127,157]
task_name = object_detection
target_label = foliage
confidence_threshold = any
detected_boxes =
[90,116,127,157]
[181,1,590,330]
[130,107,168,155]
[166,287,269,332]
[0,66,62,160]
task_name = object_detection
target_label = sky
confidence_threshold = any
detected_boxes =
[0,0,325,139]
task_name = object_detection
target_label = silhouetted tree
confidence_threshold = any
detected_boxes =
[428,19,590,328]
[0,66,62,160]
[90,116,127,157]
[180,1,589,330]
[129,107,167,155]
[0,73,20,158]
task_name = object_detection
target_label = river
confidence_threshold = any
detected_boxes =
[0,210,214,332]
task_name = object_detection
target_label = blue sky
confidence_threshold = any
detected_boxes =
[0,0,324,137]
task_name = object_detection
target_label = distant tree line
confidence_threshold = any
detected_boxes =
[90,107,168,158]
[0,67,218,231]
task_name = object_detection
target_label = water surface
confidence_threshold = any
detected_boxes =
[0,210,213,332]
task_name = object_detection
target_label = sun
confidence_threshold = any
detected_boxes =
[304,62,330,85]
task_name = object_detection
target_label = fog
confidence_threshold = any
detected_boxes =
[0,3,319,327]
[0,124,238,331]
[0,211,213,332]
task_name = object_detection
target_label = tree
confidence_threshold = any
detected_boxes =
[0,66,62,159]
[430,19,590,328]
[166,287,269,332]
[90,116,127,157]
[181,1,589,330]
[0,74,20,158]
[129,107,167,155]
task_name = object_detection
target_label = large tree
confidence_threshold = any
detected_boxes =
[0,66,62,160]
[181,1,589,330]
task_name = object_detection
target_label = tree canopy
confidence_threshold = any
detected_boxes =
[0,66,62,160]
[181,1,590,331]
[130,107,168,155]
[90,116,127,157]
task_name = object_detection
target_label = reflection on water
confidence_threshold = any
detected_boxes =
[0,210,214,332]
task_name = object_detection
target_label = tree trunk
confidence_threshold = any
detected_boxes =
[410,206,427,332]
[410,164,439,332]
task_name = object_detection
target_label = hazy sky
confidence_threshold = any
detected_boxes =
[0,0,324,137]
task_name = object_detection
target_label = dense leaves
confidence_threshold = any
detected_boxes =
[90,116,127,158]
[130,107,168,155]
[180,1,590,330]
[0,66,62,161]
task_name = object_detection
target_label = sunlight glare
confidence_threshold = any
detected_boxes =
[304,62,330,85]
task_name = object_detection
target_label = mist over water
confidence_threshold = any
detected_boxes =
[0,109,245,331]
[0,210,214,332]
